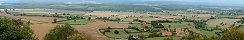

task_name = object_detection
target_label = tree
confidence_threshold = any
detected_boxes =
[4,9,8,14]
[151,21,164,28]
[55,13,58,15]
[67,34,86,40]
[210,16,215,19]
[151,21,159,26]
[44,23,79,40]
[53,13,59,17]
[203,36,220,40]
[148,33,159,37]
[20,25,37,40]
[53,19,57,23]
[63,13,66,15]
[74,20,77,22]
[138,34,145,40]
[0,17,36,40]
[128,35,137,40]
[104,29,111,32]
[193,20,207,29]
[12,19,23,26]
[237,19,244,24]
[183,28,244,40]
[164,37,173,40]
[107,27,111,29]
[220,28,244,40]
[115,18,121,21]
[114,30,119,34]
[27,21,31,25]
[124,29,129,33]
[88,17,91,20]
[181,33,206,40]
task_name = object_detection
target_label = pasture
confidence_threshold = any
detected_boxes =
[161,22,194,28]
[56,19,93,25]
[206,18,241,28]
[2,9,244,40]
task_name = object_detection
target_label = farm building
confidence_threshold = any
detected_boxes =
[175,28,190,37]
[140,22,152,31]
[160,30,173,36]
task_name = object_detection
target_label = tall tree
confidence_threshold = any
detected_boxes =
[181,33,206,40]
[221,28,244,40]
[151,21,164,28]
[193,20,207,29]
[53,19,57,23]
[44,23,82,40]
[4,9,8,14]
[0,17,36,40]
[20,25,37,40]
[88,17,91,20]
[67,34,86,40]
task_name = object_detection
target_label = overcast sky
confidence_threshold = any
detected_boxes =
[158,0,244,4]
[0,0,244,4]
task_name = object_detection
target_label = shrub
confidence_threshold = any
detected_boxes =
[129,22,133,24]
[53,19,57,23]
[148,33,159,37]
[104,29,111,32]
[114,30,119,34]
[107,27,111,29]
[150,29,160,33]
[124,29,129,33]
[67,34,86,40]
[0,17,37,40]
[154,24,164,28]
[44,24,79,40]
[138,34,145,40]
[128,26,138,30]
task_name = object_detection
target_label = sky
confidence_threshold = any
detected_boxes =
[158,0,244,4]
[0,0,244,4]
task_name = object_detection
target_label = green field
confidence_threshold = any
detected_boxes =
[56,19,93,25]
[238,26,244,32]
[104,29,142,39]
[22,12,50,16]
[129,24,141,27]
[206,19,241,28]
[121,18,156,23]
[161,22,194,28]
[217,15,238,18]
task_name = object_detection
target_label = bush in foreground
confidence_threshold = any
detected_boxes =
[67,34,86,40]
[0,17,37,40]
[45,23,85,40]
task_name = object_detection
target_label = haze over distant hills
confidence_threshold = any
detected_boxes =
[2,0,243,4]
[0,0,244,8]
